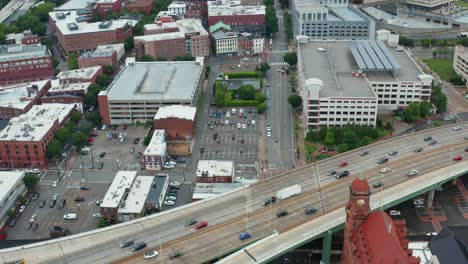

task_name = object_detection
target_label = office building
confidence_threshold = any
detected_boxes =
[453,45,468,85]
[0,171,26,224]
[167,1,187,16]
[0,45,54,86]
[298,41,433,131]
[78,43,125,69]
[142,130,167,171]
[196,160,235,183]
[291,0,374,40]
[98,60,204,125]
[100,171,138,221]
[153,105,196,141]
[0,80,51,119]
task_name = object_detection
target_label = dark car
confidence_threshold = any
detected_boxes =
[133,138,140,144]
[336,170,350,179]
[99,152,106,158]
[305,208,318,215]
[465,147,468,152]
[39,200,46,208]
[185,219,198,227]
[327,170,337,176]
[276,210,288,218]
[31,223,38,231]
[428,139,438,145]
[414,147,423,153]
[169,250,183,259]
[8,218,17,227]
[200,147,205,153]
[49,200,56,208]
[359,150,369,156]
[262,196,277,206]
[32,192,40,200]
[80,186,90,190]
[377,157,389,164]
[169,185,180,190]
[74,197,85,202]
[373,181,384,188]
[387,151,398,156]
[131,242,147,252]
[423,136,432,141]
[59,199,66,208]
[25,222,33,230]
[119,239,134,248]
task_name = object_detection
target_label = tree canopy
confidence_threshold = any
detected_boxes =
[287,94,302,108]
[23,173,40,189]
[283,52,298,66]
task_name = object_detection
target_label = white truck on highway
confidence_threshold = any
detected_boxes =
[276,184,302,200]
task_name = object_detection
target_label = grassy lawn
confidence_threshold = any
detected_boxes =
[196,93,205,121]
[422,58,457,82]
[455,0,468,7]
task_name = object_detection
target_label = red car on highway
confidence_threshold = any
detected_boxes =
[338,161,349,167]
[194,221,208,230]
[89,132,98,137]
[87,138,94,143]
[453,156,463,161]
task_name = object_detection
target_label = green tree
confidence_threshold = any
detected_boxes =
[143,131,154,146]
[84,92,98,107]
[432,51,438,58]
[47,139,63,158]
[72,131,88,149]
[7,210,17,219]
[173,55,195,61]
[31,2,56,22]
[97,217,108,228]
[102,65,116,76]
[17,195,27,205]
[324,131,335,147]
[431,86,448,113]
[265,5,278,35]
[359,136,372,147]
[256,62,270,73]
[86,112,103,126]
[438,39,447,47]
[419,101,431,118]
[399,36,414,47]
[70,111,82,123]
[283,52,298,66]
[342,130,359,149]
[54,127,71,144]
[287,94,303,108]
[141,54,156,61]
[337,143,349,153]
[238,85,256,100]
[156,57,168,61]
[23,173,40,189]
[124,36,134,51]
[255,93,267,103]
[278,0,289,8]
[67,52,78,70]
[385,121,393,130]
[257,102,266,113]
[96,74,113,87]
[403,102,420,122]
[421,38,431,47]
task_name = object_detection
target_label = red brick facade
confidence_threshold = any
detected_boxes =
[134,37,186,60]
[208,14,265,27]
[98,92,111,125]
[96,0,122,17]
[196,175,232,183]
[124,0,154,15]
[0,51,54,86]
[153,117,194,141]
[78,51,118,69]
[41,94,84,105]
[0,81,51,119]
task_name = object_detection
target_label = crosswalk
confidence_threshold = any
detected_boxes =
[269,62,289,66]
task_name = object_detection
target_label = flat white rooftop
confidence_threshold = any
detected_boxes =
[0,104,75,142]
[154,105,196,121]
[177,19,208,36]
[49,10,92,24]
[168,1,186,8]
[100,171,137,209]
[144,130,166,156]
[57,66,101,80]
[135,31,185,42]
[118,176,153,214]
[56,19,137,36]
[0,80,49,111]
[0,45,49,63]
[48,79,91,93]
[80,44,124,60]
[196,160,234,177]
[54,0,95,11]
[0,171,24,201]
[144,22,178,31]
[208,2,265,16]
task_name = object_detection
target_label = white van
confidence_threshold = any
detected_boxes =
[251,120,256,126]
[64,213,77,220]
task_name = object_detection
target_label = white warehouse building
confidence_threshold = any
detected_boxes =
[298,40,433,132]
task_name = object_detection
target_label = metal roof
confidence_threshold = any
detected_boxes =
[349,40,400,72]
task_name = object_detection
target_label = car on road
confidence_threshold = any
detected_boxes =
[262,196,277,206]
[387,151,398,156]
[164,200,175,206]
[194,221,208,229]
[276,210,288,218]
[423,136,432,141]
[377,157,389,164]
[359,150,369,156]
[39,200,46,208]
[453,155,463,161]
[453,125,462,131]
[338,161,348,167]
[185,219,198,227]
[305,208,318,215]
[267,131,272,138]
[31,222,38,231]
[25,222,33,230]
[132,242,147,252]
[30,214,37,223]
[239,232,252,240]
[92,213,101,218]
[133,138,140,144]
[52,181,57,188]
[119,239,134,248]
[48,200,56,208]
[327,170,337,176]
[373,181,384,188]
[407,169,419,176]
[414,147,424,153]
[380,167,391,174]
[428,139,437,145]
[80,186,90,190]
[169,250,183,259]
[266,125,272,132]
[19,205,26,213]
[336,170,350,179]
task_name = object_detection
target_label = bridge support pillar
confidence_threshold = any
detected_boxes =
[320,230,332,264]
[427,189,435,209]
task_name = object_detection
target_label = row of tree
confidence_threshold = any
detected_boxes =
[141,54,195,62]
[264,0,279,36]
[283,52,297,66]
[283,12,293,42]
[400,101,431,122]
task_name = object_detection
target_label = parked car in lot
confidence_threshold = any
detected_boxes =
[63,213,77,220]
[92,213,101,218]
[389,210,401,216]
[133,138,140,144]
[31,222,38,231]
[74,197,85,202]
[164,200,175,206]
[59,199,66,208]
[9,218,17,227]
[25,222,33,230]
[169,250,183,259]
[49,200,56,208]
[29,214,37,223]
[39,200,46,208]
[194,221,208,229]
[276,210,288,218]
[80,186,90,190]
[19,205,26,213]
[239,232,252,240]
[32,192,40,200]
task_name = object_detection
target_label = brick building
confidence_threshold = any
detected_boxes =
[208,0,265,36]
[142,130,167,171]
[95,0,122,17]
[49,10,93,33]
[78,44,125,69]
[196,160,234,183]
[0,45,54,86]
[41,79,91,112]
[0,80,51,119]
[100,171,137,222]
[5,30,41,46]
[55,19,136,54]
[0,104,75,169]
[134,32,186,60]
[153,105,196,141]
[124,0,154,15]
[181,0,208,18]
[56,66,103,84]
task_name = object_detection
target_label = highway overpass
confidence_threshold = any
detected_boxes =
[1,123,468,264]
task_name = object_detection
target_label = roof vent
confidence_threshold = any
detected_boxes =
[67,23,79,31]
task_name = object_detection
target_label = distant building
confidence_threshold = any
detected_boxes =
[0,104,75,169]
[208,0,266,36]
[404,0,454,11]
[124,0,154,15]
[56,66,103,84]
[0,171,26,224]
[428,225,468,264]
[41,79,91,112]
[100,171,138,222]
[342,176,420,264]
[376,29,399,47]
[98,60,205,125]
[0,45,54,86]
[153,105,196,141]
[5,30,41,46]
[291,0,374,40]
[142,130,167,171]
[453,45,468,85]
[95,0,122,17]
[168,1,187,16]
[48,10,93,33]
[196,160,234,183]
[78,43,125,69]
[54,0,96,11]
[192,182,247,201]
[211,27,264,57]
[0,80,51,119]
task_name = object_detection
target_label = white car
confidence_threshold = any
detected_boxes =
[32,169,40,173]
[166,196,177,201]
[63,213,77,220]
[267,131,272,138]
[407,169,419,176]
[453,125,462,131]
[19,205,26,213]
[170,181,181,186]
[226,112,230,118]
[389,210,401,216]
[52,181,57,188]
[92,213,101,218]
[317,47,327,52]
[413,198,424,205]
[231,108,236,114]
[242,124,247,129]
[266,125,272,132]
[380,167,391,174]
[144,251,159,259]
[30,214,37,222]
[164,200,175,206]
[237,123,241,129]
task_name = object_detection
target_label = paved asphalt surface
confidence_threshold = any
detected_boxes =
[2,123,468,264]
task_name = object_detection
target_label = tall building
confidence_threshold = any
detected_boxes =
[453,45,468,85]
[342,176,420,264]
[404,0,454,11]
[298,41,433,131]
[0,45,54,86]
[291,0,374,40]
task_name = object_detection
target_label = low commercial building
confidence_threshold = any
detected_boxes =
[0,45,54,86]
[291,0,374,40]
[5,30,40,46]
[54,0,95,11]
[192,183,247,201]
[0,80,51,119]
[298,40,432,131]
[153,105,196,141]
[196,160,234,183]
[124,0,154,15]
[0,104,75,169]
[56,66,103,84]
[142,130,167,171]
[48,10,93,33]
[100,171,138,221]
[41,79,91,112]
[95,0,122,17]
[117,175,154,222]
[98,60,204,124]
[211,29,264,57]
[145,174,169,211]
[453,45,468,85]
[208,0,265,36]
[0,171,26,224]
[78,44,125,69]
